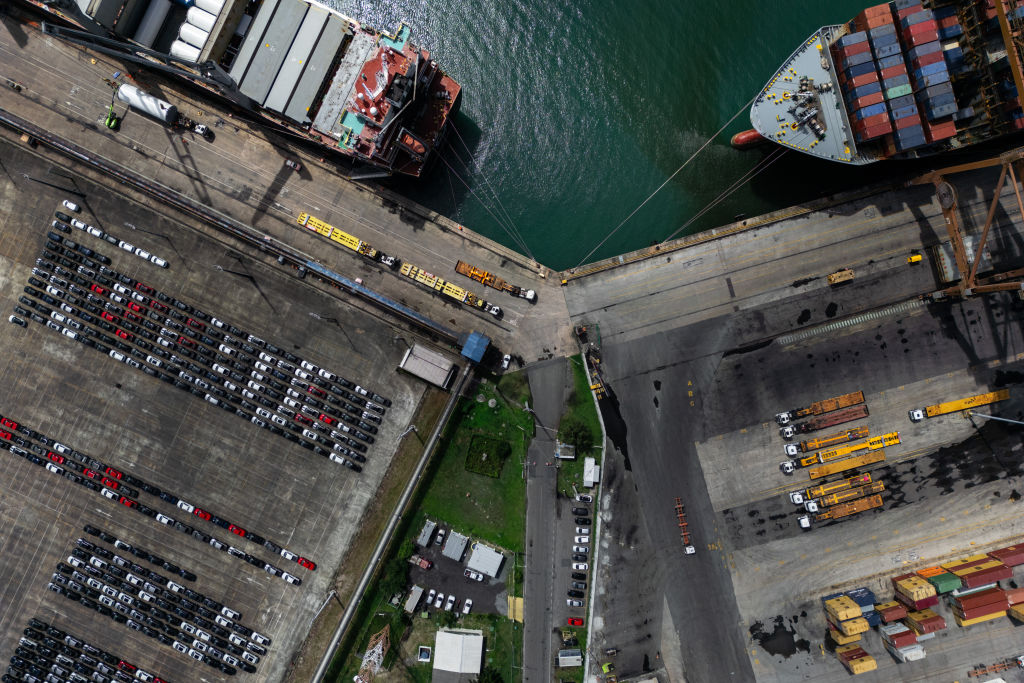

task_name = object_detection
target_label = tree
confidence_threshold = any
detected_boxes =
[558,414,594,453]
[474,666,503,683]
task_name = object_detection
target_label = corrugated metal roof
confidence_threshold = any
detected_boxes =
[228,0,279,84]
[238,0,306,104]
[263,4,329,113]
[284,12,347,124]
[442,531,468,561]
[466,543,505,578]
[416,519,437,547]
[399,345,457,389]
[433,630,483,674]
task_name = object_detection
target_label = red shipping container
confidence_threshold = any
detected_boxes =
[903,19,939,37]
[912,52,945,70]
[886,631,918,648]
[850,92,885,110]
[987,546,1024,567]
[895,591,939,611]
[891,573,917,586]
[838,647,868,663]
[865,4,893,19]
[857,122,893,141]
[895,114,922,130]
[850,71,880,89]
[898,5,924,20]
[879,604,908,622]
[956,603,1008,620]
[837,41,872,59]
[1015,118,1024,130]
[939,15,960,29]
[854,112,890,130]
[864,13,893,29]
[880,64,908,80]
[908,616,946,634]
[954,587,1007,611]
[1005,586,1024,605]
[964,565,1013,588]
[906,29,940,46]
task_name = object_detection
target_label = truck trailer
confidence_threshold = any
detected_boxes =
[454,260,536,302]
[813,493,884,522]
[784,431,900,473]
[783,426,870,456]
[780,404,869,439]
[776,391,865,425]
[908,389,1010,422]
[807,450,885,480]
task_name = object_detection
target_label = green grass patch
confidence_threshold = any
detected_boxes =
[465,435,510,478]
[419,374,533,552]
[557,355,603,495]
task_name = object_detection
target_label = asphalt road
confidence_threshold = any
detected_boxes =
[522,357,568,682]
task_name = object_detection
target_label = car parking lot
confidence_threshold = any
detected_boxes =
[405,528,508,617]
[0,144,429,682]
[556,496,594,620]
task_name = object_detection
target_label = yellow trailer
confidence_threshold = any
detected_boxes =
[801,432,900,467]
[818,481,885,506]
[808,451,885,480]
[814,493,883,521]
[806,473,872,500]
[909,389,1010,421]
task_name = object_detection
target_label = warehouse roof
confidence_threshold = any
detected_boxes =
[466,542,505,578]
[432,629,483,681]
[442,531,469,562]
[399,345,458,389]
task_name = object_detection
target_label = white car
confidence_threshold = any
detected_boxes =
[151,255,169,268]
[280,548,297,561]
[426,588,436,605]
[134,247,152,260]
[259,351,274,362]
[464,569,484,582]
[500,354,511,370]
[118,240,134,252]
[573,545,589,554]
[218,344,236,356]
[444,594,456,611]
[576,527,590,535]
[300,360,318,372]
[574,536,589,544]
[221,606,241,619]
[318,368,336,381]
[567,599,584,607]
[87,225,103,238]
[576,494,593,503]
[250,632,271,646]
[100,488,117,500]
[572,562,588,571]
[294,368,311,380]
[462,598,473,615]
[434,592,445,609]
[172,642,188,654]
[156,513,174,525]
[45,463,63,475]
[62,199,80,212]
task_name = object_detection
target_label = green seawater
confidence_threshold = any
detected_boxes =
[328,0,898,269]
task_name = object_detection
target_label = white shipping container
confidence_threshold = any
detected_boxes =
[194,0,225,16]
[187,6,218,32]
[169,40,202,63]
[899,644,926,662]
[178,22,210,49]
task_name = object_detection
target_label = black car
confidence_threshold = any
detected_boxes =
[567,590,584,599]
[575,518,592,526]
[572,553,587,562]
[571,507,588,516]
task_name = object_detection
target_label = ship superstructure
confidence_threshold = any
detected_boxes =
[750,0,1024,164]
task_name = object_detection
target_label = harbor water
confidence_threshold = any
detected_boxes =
[331,0,928,269]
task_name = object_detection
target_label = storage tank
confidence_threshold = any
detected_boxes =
[178,22,210,48]
[186,6,217,32]
[133,0,172,48]
[194,0,224,15]
[169,40,202,63]
[116,83,178,125]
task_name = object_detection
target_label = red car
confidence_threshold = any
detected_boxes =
[127,301,144,313]
[82,468,99,479]
[318,414,336,426]
[116,329,133,341]
[150,301,168,313]
[90,284,107,295]
[0,417,17,430]
[101,311,118,322]
[119,496,136,508]
[193,508,212,521]
[297,557,317,571]
[307,386,325,398]
[228,524,246,537]
[102,477,120,489]
[567,617,584,627]
[294,414,312,426]
[187,318,205,331]
[47,452,64,464]
[134,283,154,295]
[0,430,10,441]
[104,466,123,479]
[178,336,196,349]
[118,661,136,673]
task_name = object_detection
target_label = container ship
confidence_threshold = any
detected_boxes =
[746,0,1024,164]
[17,0,461,177]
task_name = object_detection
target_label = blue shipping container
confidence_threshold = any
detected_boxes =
[869,23,896,39]
[926,102,958,119]
[914,62,948,79]
[954,106,975,120]
[891,104,919,120]
[847,82,883,99]
[837,31,868,48]
[934,5,956,18]
[875,42,902,59]
[820,592,845,607]
[896,124,925,139]
[901,10,935,28]
[918,82,954,99]
[855,102,888,120]
[1012,6,1024,20]
[926,92,956,108]
[846,587,877,607]
[883,74,911,89]
[889,94,916,109]
[939,24,962,40]
[895,0,922,9]
[843,52,874,69]
[871,32,900,49]
[845,62,877,79]
[863,610,883,627]
[908,41,942,60]
[896,136,926,151]
[916,71,951,88]
[878,54,905,70]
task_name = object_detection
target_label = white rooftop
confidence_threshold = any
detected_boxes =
[466,542,505,578]
[433,629,483,675]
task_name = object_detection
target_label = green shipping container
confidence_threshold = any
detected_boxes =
[927,571,962,594]
[885,84,913,99]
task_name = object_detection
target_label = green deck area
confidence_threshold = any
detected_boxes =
[380,23,411,51]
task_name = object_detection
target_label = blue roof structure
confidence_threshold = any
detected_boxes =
[460,332,490,362]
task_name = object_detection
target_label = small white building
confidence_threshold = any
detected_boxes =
[583,456,600,488]
[404,585,424,614]
[466,542,505,578]
[431,629,483,683]
[399,344,458,389]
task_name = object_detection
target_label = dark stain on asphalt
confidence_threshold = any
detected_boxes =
[825,302,838,318]
[797,309,811,325]
[749,616,810,657]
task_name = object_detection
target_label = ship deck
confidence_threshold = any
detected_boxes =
[750,26,880,165]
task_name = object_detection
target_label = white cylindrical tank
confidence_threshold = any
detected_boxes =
[194,0,224,15]
[178,22,209,48]
[169,40,201,63]
[133,0,172,47]
[116,83,178,125]
[186,6,217,32]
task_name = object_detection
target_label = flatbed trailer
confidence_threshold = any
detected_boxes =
[785,426,870,455]
[454,260,536,301]
[818,481,885,506]
[814,494,883,522]
[808,450,885,480]
[776,390,865,425]
[806,473,872,500]
[909,389,1010,421]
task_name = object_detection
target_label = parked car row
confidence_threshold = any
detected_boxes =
[19,230,393,469]
[10,616,170,683]
[0,413,310,584]
[566,499,591,609]
[423,588,473,615]
[55,202,168,268]
[60,537,268,671]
